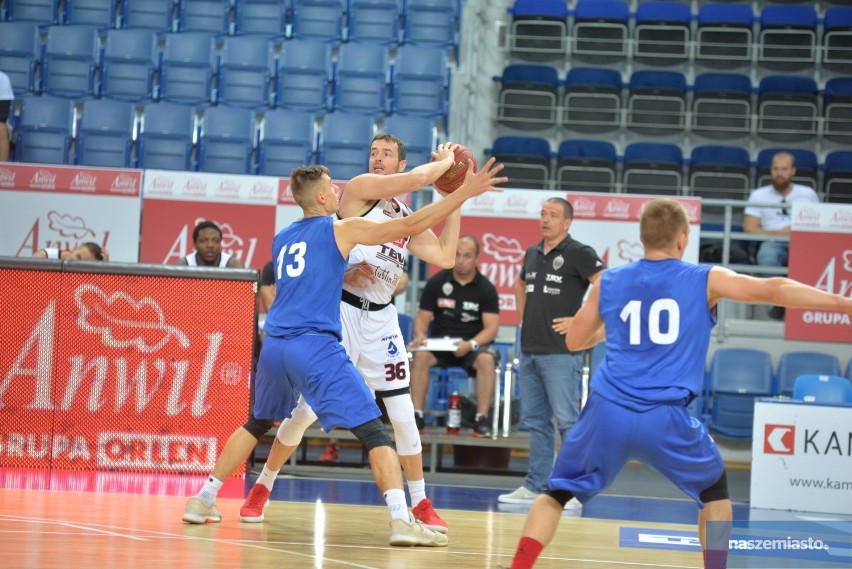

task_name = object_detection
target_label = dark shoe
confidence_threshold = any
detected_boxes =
[768,306,786,320]
[415,411,425,433]
[473,416,491,437]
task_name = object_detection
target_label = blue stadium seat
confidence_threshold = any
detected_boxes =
[318,111,375,180]
[380,114,436,167]
[101,28,157,101]
[178,0,231,34]
[77,98,136,168]
[508,0,568,61]
[333,42,389,114]
[708,348,774,439]
[0,21,41,94]
[289,0,346,43]
[403,0,458,48]
[217,35,275,108]
[198,105,256,174]
[347,0,401,45]
[391,44,448,119]
[626,70,687,135]
[572,0,629,62]
[793,375,852,404]
[824,77,852,143]
[495,64,558,130]
[755,147,817,190]
[121,0,176,31]
[137,101,196,170]
[563,67,622,133]
[276,38,332,111]
[257,108,316,176]
[848,358,852,382]
[691,73,752,139]
[490,136,551,189]
[823,7,852,70]
[759,5,818,69]
[7,0,59,23]
[757,75,818,141]
[824,151,852,204]
[234,0,287,37]
[158,31,216,104]
[555,139,616,193]
[397,312,414,345]
[689,145,752,222]
[41,25,99,98]
[776,352,842,397]
[623,142,683,195]
[695,3,753,67]
[634,1,691,65]
[15,95,74,165]
[65,0,117,27]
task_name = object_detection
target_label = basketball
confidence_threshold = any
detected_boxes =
[432,145,477,193]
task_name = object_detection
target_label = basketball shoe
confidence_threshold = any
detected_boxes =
[319,442,339,462]
[411,498,448,533]
[239,484,270,523]
[182,497,221,524]
[388,518,449,547]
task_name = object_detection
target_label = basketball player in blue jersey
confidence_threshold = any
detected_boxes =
[248,161,505,547]
[240,136,462,532]
[508,199,852,569]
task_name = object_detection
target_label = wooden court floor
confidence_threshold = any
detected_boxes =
[0,488,704,569]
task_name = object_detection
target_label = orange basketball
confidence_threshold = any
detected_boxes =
[432,145,477,193]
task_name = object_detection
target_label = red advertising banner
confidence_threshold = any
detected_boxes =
[786,203,852,342]
[455,190,702,325]
[140,170,278,269]
[0,163,143,262]
[0,264,255,476]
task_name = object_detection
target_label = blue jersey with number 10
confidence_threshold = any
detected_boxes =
[592,259,715,410]
[263,215,348,340]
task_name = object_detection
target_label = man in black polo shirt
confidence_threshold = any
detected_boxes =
[498,197,604,508]
[410,235,500,436]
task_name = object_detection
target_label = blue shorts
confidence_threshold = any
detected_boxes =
[253,333,381,431]
[548,392,725,507]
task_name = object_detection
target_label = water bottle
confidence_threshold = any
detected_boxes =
[447,391,461,435]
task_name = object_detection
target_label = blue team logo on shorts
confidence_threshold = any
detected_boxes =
[387,340,399,357]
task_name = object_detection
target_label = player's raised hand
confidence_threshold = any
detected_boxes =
[455,157,507,199]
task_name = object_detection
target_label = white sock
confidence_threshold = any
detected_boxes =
[408,479,426,505]
[256,465,279,492]
[197,475,223,506]
[383,488,410,522]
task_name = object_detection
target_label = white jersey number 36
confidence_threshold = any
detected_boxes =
[620,299,680,345]
[276,242,307,278]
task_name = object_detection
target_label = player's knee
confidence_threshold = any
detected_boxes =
[700,472,730,504]
[542,489,574,508]
[351,418,393,452]
[276,402,317,446]
[243,415,274,439]
[382,393,421,455]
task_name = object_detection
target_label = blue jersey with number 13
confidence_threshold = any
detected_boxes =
[263,215,348,340]
[593,258,715,410]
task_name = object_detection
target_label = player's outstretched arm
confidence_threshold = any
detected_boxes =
[335,158,506,254]
[565,282,605,351]
[343,144,456,203]
[707,267,852,313]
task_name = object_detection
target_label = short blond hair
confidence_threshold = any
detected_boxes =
[640,199,688,250]
[289,165,330,208]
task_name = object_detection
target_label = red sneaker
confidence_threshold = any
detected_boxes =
[411,498,448,533]
[319,443,339,462]
[239,484,270,523]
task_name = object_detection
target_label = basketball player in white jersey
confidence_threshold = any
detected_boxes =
[33,242,108,261]
[239,136,462,531]
[176,220,245,268]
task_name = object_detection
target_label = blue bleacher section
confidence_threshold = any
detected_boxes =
[258,108,316,177]
[707,348,774,439]
[197,105,256,174]
[76,97,135,168]
[15,94,74,165]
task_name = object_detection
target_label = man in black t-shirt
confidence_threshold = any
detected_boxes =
[409,236,500,436]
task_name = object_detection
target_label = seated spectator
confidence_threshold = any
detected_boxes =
[175,220,245,268]
[744,151,819,318]
[33,242,108,261]
[409,235,499,436]
[0,70,12,162]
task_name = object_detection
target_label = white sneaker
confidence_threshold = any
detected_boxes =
[182,496,221,524]
[564,497,583,510]
[497,486,538,504]
[388,518,449,547]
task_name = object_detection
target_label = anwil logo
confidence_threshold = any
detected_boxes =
[183,178,207,196]
[111,174,138,194]
[604,199,630,217]
[216,180,241,198]
[71,172,97,192]
[31,170,57,190]
[573,198,597,217]
[0,168,16,186]
[149,176,174,194]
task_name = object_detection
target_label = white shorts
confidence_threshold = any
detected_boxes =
[340,302,410,393]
